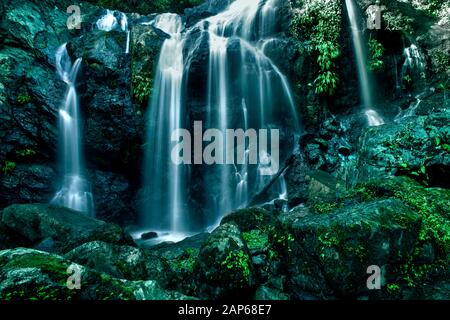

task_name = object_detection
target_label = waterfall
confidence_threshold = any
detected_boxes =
[143,0,300,234]
[400,44,426,84]
[345,0,384,126]
[143,14,186,232]
[51,44,94,215]
[96,10,130,54]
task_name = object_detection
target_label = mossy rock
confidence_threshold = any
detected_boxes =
[0,248,193,300]
[221,207,276,232]
[193,223,255,299]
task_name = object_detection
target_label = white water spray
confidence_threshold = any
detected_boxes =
[345,0,384,127]
[51,44,94,214]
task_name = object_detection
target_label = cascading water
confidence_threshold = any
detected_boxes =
[51,44,94,215]
[400,44,426,87]
[142,0,300,236]
[345,0,384,126]
[143,14,186,233]
[96,9,130,54]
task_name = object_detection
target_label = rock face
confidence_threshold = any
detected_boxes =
[193,223,255,299]
[357,95,450,187]
[0,248,192,300]
[0,0,160,225]
[288,199,421,298]
[64,241,168,284]
[0,204,134,254]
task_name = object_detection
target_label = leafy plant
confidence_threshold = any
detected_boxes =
[17,94,31,105]
[398,163,429,184]
[2,161,16,175]
[132,73,153,108]
[290,0,342,96]
[368,39,385,71]
[221,250,251,285]
[16,149,36,158]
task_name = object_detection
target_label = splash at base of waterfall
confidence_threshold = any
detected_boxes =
[52,44,94,215]
[365,110,385,127]
[130,228,196,247]
[51,175,94,214]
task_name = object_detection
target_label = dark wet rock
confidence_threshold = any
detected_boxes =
[220,207,276,232]
[357,106,450,186]
[193,223,255,299]
[0,248,193,300]
[306,170,346,202]
[141,232,158,240]
[0,204,134,254]
[145,233,209,295]
[64,241,169,284]
[254,285,290,300]
[288,199,422,298]
[0,164,57,208]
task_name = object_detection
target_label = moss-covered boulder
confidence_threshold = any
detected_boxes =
[0,204,134,254]
[289,199,422,298]
[64,241,169,284]
[193,223,255,299]
[221,207,276,232]
[291,176,450,299]
[0,248,192,300]
[146,233,208,295]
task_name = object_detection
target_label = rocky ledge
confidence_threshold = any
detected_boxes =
[0,175,448,300]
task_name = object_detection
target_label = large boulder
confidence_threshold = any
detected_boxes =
[0,248,192,300]
[146,233,209,295]
[288,199,422,299]
[0,204,134,254]
[221,207,276,232]
[357,104,450,187]
[64,241,169,284]
[193,223,255,299]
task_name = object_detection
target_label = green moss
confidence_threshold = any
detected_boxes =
[346,177,450,288]
[16,94,31,105]
[1,160,16,175]
[311,202,339,215]
[221,250,251,286]
[172,248,199,273]
[242,230,269,251]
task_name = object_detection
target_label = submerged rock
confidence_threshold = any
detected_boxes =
[0,204,134,254]
[141,232,158,240]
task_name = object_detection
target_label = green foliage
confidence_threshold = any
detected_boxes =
[2,160,16,175]
[311,202,338,215]
[386,283,400,295]
[132,73,153,108]
[15,149,36,158]
[221,250,251,285]
[398,163,429,184]
[16,94,31,105]
[383,11,414,34]
[290,0,341,96]
[174,248,198,273]
[242,230,269,251]
[368,39,385,71]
